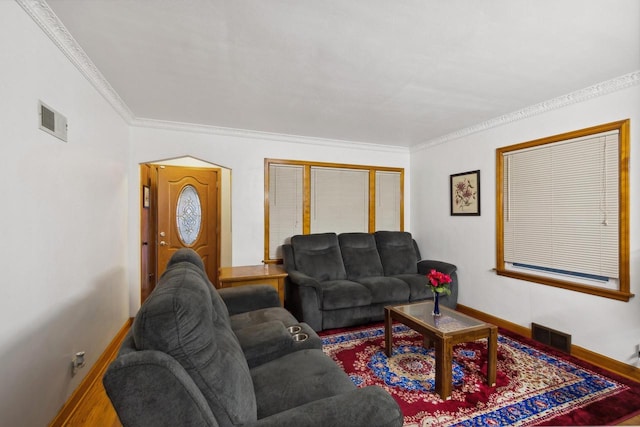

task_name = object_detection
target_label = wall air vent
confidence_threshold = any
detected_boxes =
[38,100,67,142]
[531,323,572,354]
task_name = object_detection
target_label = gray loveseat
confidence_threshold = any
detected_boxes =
[104,248,403,427]
[283,231,458,331]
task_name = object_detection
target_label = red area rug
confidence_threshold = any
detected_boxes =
[320,323,640,426]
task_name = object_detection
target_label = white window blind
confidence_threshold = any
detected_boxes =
[503,131,619,280]
[268,164,303,259]
[375,171,401,231]
[310,167,369,234]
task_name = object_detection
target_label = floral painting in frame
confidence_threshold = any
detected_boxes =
[450,170,480,216]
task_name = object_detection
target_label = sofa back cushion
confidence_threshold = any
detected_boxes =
[132,262,257,427]
[338,233,384,280]
[375,231,418,275]
[165,248,232,329]
[290,233,347,281]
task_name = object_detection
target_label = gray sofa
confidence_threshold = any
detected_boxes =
[283,231,458,331]
[103,248,403,427]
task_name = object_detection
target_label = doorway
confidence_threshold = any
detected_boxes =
[140,160,226,303]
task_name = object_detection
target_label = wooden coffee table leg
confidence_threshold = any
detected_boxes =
[423,336,434,348]
[384,307,392,357]
[487,326,498,387]
[434,336,452,399]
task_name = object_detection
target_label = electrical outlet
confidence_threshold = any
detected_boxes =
[71,351,86,376]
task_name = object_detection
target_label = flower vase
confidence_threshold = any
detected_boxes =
[432,291,441,316]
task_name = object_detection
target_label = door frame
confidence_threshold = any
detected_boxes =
[140,161,222,303]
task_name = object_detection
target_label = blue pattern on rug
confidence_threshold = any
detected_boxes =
[322,324,626,426]
[368,345,466,392]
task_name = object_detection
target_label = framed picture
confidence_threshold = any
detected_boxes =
[450,170,480,216]
[142,185,150,209]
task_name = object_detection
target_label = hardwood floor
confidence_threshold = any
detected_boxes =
[63,380,121,427]
[55,339,122,427]
[56,323,640,426]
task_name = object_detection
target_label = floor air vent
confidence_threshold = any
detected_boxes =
[531,323,572,354]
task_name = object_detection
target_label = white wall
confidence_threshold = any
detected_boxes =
[0,3,130,426]
[410,84,640,366]
[128,125,411,312]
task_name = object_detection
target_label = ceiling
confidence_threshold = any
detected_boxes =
[44,0,640,147]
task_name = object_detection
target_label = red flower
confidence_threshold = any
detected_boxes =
[427,269,452,295]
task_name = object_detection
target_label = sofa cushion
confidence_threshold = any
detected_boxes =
[251,349,356,419]
[318,279,373,310]
[375,231,419,275]
[338,232,385,280]
[132,263,257,427]
[356,276,410,304]
[391,273,431,301]
[291,233,347,281]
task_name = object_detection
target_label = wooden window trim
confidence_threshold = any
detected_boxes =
[264,158,404,263]
[495,119,632,302]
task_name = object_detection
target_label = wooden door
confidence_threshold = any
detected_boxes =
[156,166,220,285]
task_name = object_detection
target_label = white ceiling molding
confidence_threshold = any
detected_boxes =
[20,0,638,153]
[131,117,409,153]
[17,0,134,122]
[412,70,640,153]
[20,0,406,153]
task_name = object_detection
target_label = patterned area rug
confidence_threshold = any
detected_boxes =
[321,323,640,426]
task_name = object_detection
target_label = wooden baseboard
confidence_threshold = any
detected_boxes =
[49,318,133,427]
[456,304,640,383]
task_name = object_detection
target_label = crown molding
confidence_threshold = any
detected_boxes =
[412,70,640,152]
[19,0,405,153]
[20,1,638,154]
[17,0,135,122]
[131,117,410,153]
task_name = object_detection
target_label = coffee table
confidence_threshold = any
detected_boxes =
[384,301,497,399]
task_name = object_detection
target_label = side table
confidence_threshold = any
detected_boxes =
[218,264,288,306]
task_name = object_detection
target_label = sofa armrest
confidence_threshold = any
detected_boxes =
[250,386,403,427]
[235,320,292,367]
[103,350,219,427]
[286,269,323,289]
[219,285,281,315]
[417,259,457,276]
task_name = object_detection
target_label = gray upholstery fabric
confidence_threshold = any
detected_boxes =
[234,321,322,368]
[338,232,384,279]
[220,285,281,316]
[284,231,458,331]
[356,276,409,304]
[417,259,458,276]
[132,264,257,427]
[166,248,232,327]
[105,248,403,427]
[245,387,403,427]
[291,233,347,281]
[229,306,298,330]
[375,231,419,275]
[251,349,357,418]
[103,345,220,427]
[391,273,431,301]
[318,279,372,309]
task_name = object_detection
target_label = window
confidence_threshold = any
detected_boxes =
[495,120,631,301]
[310,167,370,234]
[265,159,404,262]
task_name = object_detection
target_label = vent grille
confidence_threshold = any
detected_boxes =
[531,323,572,353]
[38,100,67,142]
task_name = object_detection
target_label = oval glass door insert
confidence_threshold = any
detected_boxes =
[176,184,202,246]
